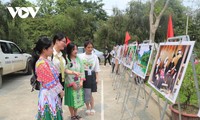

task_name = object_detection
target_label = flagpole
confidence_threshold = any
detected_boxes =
[186,15,189,35]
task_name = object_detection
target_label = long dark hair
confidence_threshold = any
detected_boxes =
[66,43,77,61]
[31,36,52,75]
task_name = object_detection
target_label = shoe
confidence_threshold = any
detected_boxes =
[75,115,82,120]
[90,109,95,115]
[85,110,90,115]
[71,116,78,120]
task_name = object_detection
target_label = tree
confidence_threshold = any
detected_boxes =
[149,0,170,42]
[0,1,8,39]
[126,1,149,42]
[155,0,187,42]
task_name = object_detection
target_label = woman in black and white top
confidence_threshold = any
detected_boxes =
[79,41,100,115]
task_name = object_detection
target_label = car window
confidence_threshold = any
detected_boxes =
[0,42,11,54]
[78,47,85,54]
[9,43,21,54]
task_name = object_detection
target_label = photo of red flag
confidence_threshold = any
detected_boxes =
[167,15,174,39]
[66,37,71,46]
[124,31,131,45]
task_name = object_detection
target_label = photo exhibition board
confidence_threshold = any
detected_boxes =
[132,43,154,79]
[148,41,195,103]
[123,45,137,69]
[115,45,124,66]
[121,44,128,64]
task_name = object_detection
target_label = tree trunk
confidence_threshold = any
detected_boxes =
[150,27,156,43]
[149,0,170,43]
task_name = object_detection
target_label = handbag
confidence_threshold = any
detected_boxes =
[30,74,40,92]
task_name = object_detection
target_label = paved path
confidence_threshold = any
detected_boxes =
[0,65,171,120]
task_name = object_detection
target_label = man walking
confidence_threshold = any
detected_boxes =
[104,46,111,66]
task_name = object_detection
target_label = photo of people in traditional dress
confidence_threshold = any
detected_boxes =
[124,46,131,67]
[124,45,137,69]
[123,44,129,58]
[132,44,154,79]
[120,45,125,58]
[148,41,195,103]
[121,44,129,65]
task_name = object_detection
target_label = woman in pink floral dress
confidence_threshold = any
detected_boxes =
[32,36,64,120]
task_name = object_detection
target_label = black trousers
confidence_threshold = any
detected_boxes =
[59,74,64,103]
[112,63,115,73]
[104,57,111,66]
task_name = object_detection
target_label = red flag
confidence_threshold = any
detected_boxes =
[66,37,71,45]
[124,31,131,45]
[167,15,174,39]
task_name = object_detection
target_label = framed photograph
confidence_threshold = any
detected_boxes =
[148,41,195,103]
[132,43,154,79]
[198,109,200,117]
[120,45,125,59]
[124,45,137,69]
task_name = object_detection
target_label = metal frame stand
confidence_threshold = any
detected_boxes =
[120,75,148,120]
[115,66,129,103]
[130,77,147,119]
[142,35,200,120]
[113,64,125,90]
[120,73,136,120]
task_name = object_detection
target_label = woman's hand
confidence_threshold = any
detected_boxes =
[72,84,78,90]
[59,91,64,98]
[96,79,99,84]
[80,82,83,88]
[96,72,99,84]
[73,71,81,77]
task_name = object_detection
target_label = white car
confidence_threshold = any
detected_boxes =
[0,40,32,88]
[78,46,104,62]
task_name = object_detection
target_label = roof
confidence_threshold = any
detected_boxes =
[0,40,14,44]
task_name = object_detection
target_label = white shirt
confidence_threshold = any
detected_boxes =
[79,52,100,72]
[51,48,66,73]
[110,50,116,63]
[115,46,122,64]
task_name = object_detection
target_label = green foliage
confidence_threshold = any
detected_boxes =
[0,0,200,56]
[0,0,108,52]
[141,52,150,66]
[179,61,200,107]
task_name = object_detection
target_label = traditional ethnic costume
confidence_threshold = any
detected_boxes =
[36,58,63,120]
[64,57,85,108]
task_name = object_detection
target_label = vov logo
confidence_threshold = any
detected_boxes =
[7,7,40,19]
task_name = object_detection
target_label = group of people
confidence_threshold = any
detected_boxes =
[32,32,100,120]
[109,45,121,74]
[153,50,183,94]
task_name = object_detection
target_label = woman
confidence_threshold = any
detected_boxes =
[115,45,121,74]
[52,32,80,103]
[32,36,64,119]
[110,46,116,73]
[64,43,85,120]
[79,41,100,115]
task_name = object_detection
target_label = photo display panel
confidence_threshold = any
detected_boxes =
[123,45,137,69]
[148,41,195,103]
[132,43,154,79]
